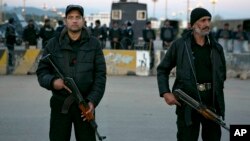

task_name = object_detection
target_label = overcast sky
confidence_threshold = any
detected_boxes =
[5,0,250,20]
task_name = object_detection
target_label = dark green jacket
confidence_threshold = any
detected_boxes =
[157,31,226,122]
[36,27,106,107]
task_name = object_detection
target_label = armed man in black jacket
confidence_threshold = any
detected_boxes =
[157,8,226,141]
[5,17,16,74]
[36,5,106,141]
[142,21,156,70]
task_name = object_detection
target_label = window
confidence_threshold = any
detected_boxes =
[112,10,122,20]
[137,10,147,20]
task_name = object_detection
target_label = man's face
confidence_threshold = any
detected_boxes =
[192,16,211,36]
[224,24,229,30]
[147,23,151,29]
[45,21,50,26]
[65,10,84,33]
[165,21,170,26]
[95,22,100,27]
[113,22,118,28]
[29,21,34,26]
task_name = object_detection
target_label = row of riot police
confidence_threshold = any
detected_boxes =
[5,18,57,74]
[22,18,56,49]
[215,23,249,54]
[88,20,134,50]
[5,17,177,73]
[142,19,176,70]
[109,21,134,50]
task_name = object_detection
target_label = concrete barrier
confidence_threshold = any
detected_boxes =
[0,48,41,75]
[103,50,162,76]
[0,49,7,74]
[135,50,150,76]
[0,48,249,79]
[103,50,137,75]
[13,48,41,75]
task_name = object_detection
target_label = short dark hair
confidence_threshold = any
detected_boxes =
[95,20,101,24]
[28,19,34,23]
[165,19,170,22]
[127,22,132,26]
[45,19,50,23]
[146,21,151,25]
[8,18,14,24]
[58,20,63,25]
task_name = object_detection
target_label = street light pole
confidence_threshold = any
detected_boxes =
[210,0,218,16]
[0,0,3,23]
[187,0,190,23]
[165,0,168,19]
[152,0,158,18]
[22,0,26,19]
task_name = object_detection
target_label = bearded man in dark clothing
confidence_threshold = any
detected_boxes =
[157,8,226,141]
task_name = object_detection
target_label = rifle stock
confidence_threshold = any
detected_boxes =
[173,89,230,132]
[41,54,106,141]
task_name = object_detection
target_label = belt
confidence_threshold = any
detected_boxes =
[197,83,212,91]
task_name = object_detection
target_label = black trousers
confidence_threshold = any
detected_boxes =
[176,90,221,141]
[49,97,96,141]
[110,41,121,49]
[6,44,15,74]
[144,42,155,70]
[6,44,14,66]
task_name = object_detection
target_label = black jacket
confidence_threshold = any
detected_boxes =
[39,25,55,48]
[142,28,156,42]
[157,31,226,120]
[216,29,233,40]
[92,26,107,41]
[5,23,16,45]
[23,25,38,45]
[36,27,106,107]
[109,27,122,41]
[160,26,175,42]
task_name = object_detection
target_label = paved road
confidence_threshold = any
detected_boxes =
[0,75,250,141]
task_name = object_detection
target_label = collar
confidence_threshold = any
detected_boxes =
[59,27,91,49]
[191,34,210,47]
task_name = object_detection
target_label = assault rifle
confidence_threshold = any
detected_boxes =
[173,89,230,132]
[41,54,106,141]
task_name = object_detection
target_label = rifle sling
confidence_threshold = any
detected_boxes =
[61,95,75,114]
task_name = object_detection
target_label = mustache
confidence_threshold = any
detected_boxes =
[202,26,210,30]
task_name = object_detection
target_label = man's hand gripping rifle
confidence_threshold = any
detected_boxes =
[41,54,106,141]
[173,89,230,132]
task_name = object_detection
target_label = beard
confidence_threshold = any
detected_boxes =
[193,26,210,36]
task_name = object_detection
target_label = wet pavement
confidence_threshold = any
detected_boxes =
[0,75,249,141]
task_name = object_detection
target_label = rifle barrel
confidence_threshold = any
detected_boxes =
[174,89,230,132]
